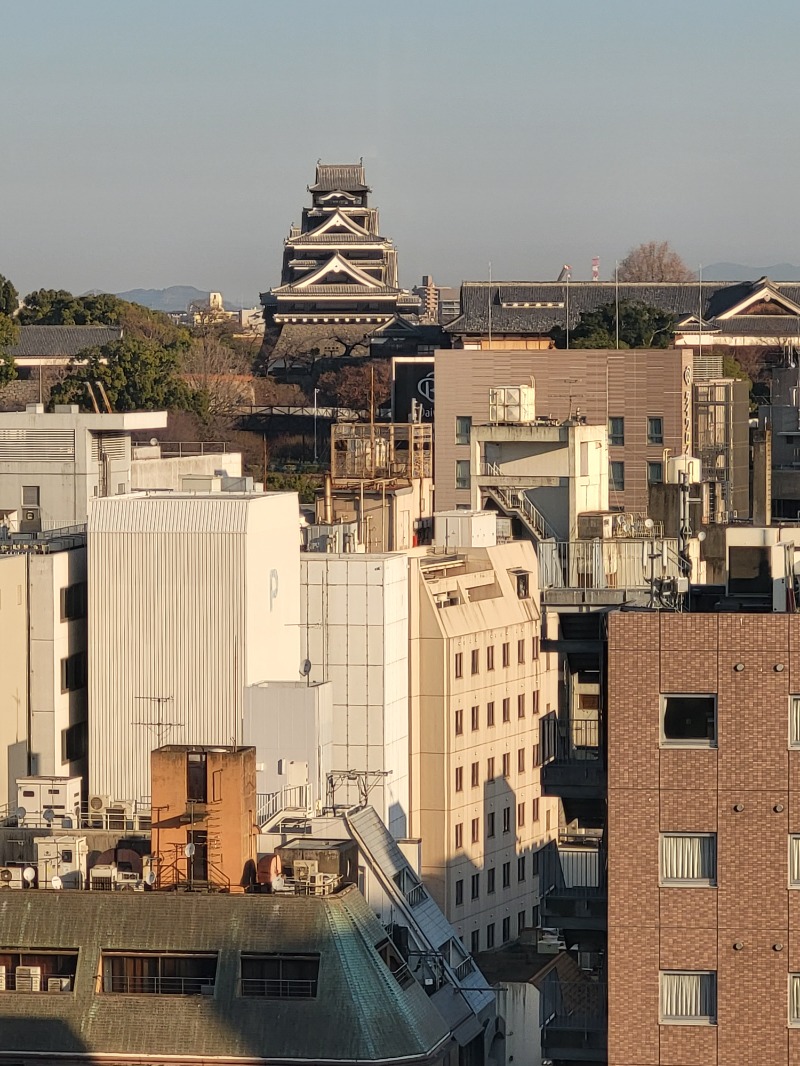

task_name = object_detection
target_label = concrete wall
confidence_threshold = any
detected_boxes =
[88,492,300,803]
[435,347,692,513]
[0,555,29,807]
[300,554,410,837]
[130,451,242,491]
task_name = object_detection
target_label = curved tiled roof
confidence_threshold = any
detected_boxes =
[9,325,123,357]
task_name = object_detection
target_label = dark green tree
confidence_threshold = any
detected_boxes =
[50,336,196,412]
[0,313,19,389]
[0,275,18,317]
[550,301,676,349]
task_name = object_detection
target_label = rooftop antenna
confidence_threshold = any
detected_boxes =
[132,695,183,748]
[698,264,703,356]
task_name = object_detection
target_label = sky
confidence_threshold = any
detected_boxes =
[3,0,799,305]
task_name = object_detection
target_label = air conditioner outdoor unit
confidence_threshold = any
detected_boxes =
[0,867,23,889]
[89,794,111,813]
[293,860,318,881]
[0,965,6,991]
[48,976,72,992]
[16,966,41,992]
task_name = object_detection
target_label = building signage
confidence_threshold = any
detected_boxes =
[683,365,692,452]
[392,358,435,423]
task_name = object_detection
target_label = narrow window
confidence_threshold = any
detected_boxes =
[502,753,510,777]
[502,861,511,888]
[455,459,471,490]
[502,806,511,834]
[790,696,800,747]
[471,762,479,788]
[610,461,625,491]
[471,873,480,900]
[455,824,463,849]
[517,748,525,774]
[518,693,525,719]
[502,642,510,668]
[455,653,463,679]
[487,811,495,837]
[487,645,495,671]
[487,867,496,894]
[487,757,495,781]
[471,705,479,731]
[518,855,526,881]
[455,708,463,736]
[471,649,479,676]
[502,698,510,723]
[486,924,495,949]
[455,415,472,446]
[608,417,625,446]
[487,701,495,727]
[647,416,664,445]
[532,797,540,823]
[502,917,511,943]
[471,817,479,843]
[455,879,463,906]
[455,767,463,792]
[517,802,525,827]
[517,639,525,665]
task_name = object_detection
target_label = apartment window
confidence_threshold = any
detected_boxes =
[648,416,664,445]
[546,809,552,831]
[487,757,495,781]
[62,721,87,763]
[455,708,463,736]
[610,461,625,491]
[517,693,526,719]
[502,862,511,888]
[471,873,480,900]
[502,698,510,723]
[22,486,40,507]
[60,582,87,622]
[487,867,496,894]
[518,855,526,881]
[502,806,511,834]
[455,415,472,446]
[502,916,511,943]
[517,748,525,774]
[517,911,526,934]
[532,690,540,715]
[789,836,800,886]
[455,652,463,679]
[518,639,525,664]
[470,931,479,955]
[608,416,625,446]
[502,753,510,778]
[471,705,479,731]
[660,971,716,1024]
[661,694,716,746]
[532,744,540,768]
[487,811,495,837]
[661,834,716,884]
[790,975,800,1025]
[502,642,510,668]
[471,817,480,843]
[455,459,471,490]
[455,767,463,793]
[471,650,480,676]
[647,461,664,485]
[187,752,208,803]
[487,645,495,671]
[514,571,530,599]
[471,762,480,788]
[241,953,321,999]
[455,879,464,906]
[455,824,463,849]
[102,953,217,995]
[532,636,540,660]
[0,950,78,992]
[517,802,525,828]
[60,652,87,694]
[487,701,495,727]
[531,797,540,823]
[790,696,800,746]
[486,924,495,950]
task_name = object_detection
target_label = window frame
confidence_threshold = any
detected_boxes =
[610,460,625,492]
[659,970,717,1025]
[660,693,717,749]
[455,459,471,490]
[647,416,664,446]
[789,695,800,747]
[659,832,717,886]
[608,416,625,446]
[647,460,664,485]
[455,415,472,446]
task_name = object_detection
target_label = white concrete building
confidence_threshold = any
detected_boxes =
[0,554,29,807]
[300,554,410,838]
[88,491,301,803]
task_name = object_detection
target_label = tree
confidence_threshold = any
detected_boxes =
[182,334,254,427]
[17,289,188,345]
[616,241,695,283]
[550,301,675,349]
[0,275,18,317]
[0,313,19,389]
[49,336,196,412]
[316,361,391,415]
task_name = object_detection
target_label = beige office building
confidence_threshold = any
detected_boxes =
[408,539,559,955]
[434,347,693,514]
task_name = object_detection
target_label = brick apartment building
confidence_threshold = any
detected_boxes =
[607,610,800,1066]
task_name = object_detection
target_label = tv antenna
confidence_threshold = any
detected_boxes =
[132,696,183,747]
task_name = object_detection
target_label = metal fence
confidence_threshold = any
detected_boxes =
[536,539,682,590]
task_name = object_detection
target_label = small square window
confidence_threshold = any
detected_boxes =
[660,971,716,1024]
[661,694,716,747]
[660,833,716,884]
[648,417,664,445]
[22,486,40,507]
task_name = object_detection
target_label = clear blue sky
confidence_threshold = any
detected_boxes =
[2,0,798,304]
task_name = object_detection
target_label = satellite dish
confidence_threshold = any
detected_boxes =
[51,876,63,890]
[145,871,156,886]
[300,659,312,677]
[22,867,35,884]
[15,807,26,823]
[43,809,54,824]
[184,843,196,858]
[150,437,159,446]
[61,816,73,829]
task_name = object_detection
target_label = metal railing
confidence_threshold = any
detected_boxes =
[482,469,560,542]
[541,713,601,765]
[536,539,683,590]
[405,882,428,908]
[453,957,475,981]
[540,973,607,1031]
[256,785,310,826]
[132,441,229,458]
[240,978,317,999]
[105,975,215,996]
[539,840,606,899]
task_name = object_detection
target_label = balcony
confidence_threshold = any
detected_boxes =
[540,973,607,1063]
[538,840,606,934]
[540,713,606,802]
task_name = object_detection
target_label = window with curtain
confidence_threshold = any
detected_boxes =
[660,834,716,884]
[790,975,800,1024]
[660,971,716,1023]
[790,837,800,886]
[790,696,800,746]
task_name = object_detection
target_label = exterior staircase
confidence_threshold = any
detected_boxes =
[482,464,559,543]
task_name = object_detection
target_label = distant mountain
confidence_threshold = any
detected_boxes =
[114,286,212,312]
[703,262,800,281]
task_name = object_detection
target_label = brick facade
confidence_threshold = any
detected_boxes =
[608,612,800,1066]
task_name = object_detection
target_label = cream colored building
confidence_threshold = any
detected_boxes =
[0,554,29,806]
[408,539,559,954]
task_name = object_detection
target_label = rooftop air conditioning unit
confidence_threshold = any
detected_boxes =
[48,976,72,992]
[293,860,318,882]
[0,966,6,991]
[89,794,110,813]
[16,966,41,992]
[0,867,23,890]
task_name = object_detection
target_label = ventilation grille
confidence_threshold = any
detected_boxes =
[91,433,127,461]
[0,429,75,462]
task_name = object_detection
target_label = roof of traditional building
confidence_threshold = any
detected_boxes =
[9,325,123,357]
[0,887,452,1063]
[309,163,370,193]
[446,278,800,336]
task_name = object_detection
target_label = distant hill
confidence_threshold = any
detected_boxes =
[704,262,800,281]
[115,286,212,312]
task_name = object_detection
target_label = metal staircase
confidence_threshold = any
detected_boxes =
[481,463,559,542]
